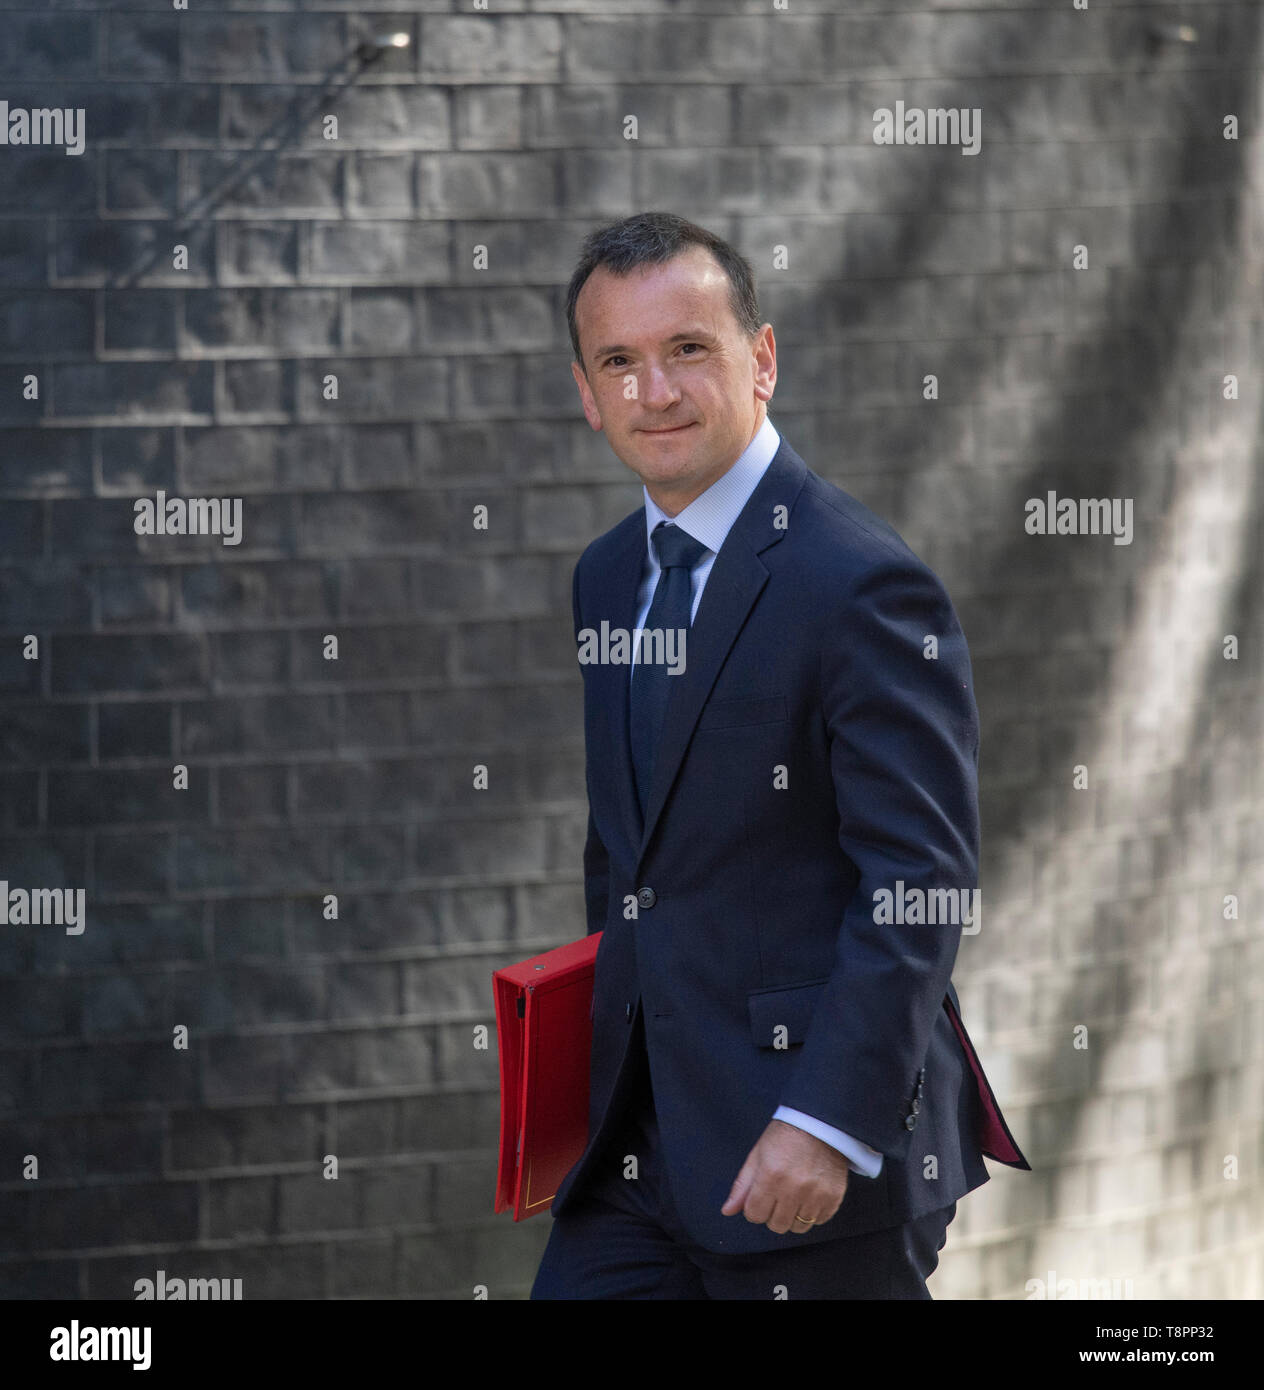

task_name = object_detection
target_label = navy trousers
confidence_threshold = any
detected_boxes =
[532,1012,956,1300]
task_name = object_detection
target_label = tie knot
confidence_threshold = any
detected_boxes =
[651,521,708,572]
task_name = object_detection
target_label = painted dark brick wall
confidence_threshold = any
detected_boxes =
[1,3,1262,1299]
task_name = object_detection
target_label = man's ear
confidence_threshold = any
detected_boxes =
[572,359,604,432]
[753,323,776,404]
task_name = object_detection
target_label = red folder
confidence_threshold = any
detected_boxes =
[493,932,602,1219]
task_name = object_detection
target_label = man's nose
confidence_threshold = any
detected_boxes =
[640,363,682,408]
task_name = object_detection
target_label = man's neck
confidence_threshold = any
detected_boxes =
[645,407,765,517]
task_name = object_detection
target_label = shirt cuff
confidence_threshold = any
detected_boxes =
[773,1106,885,1178]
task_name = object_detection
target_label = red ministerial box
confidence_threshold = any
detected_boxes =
[493,932,602,1220]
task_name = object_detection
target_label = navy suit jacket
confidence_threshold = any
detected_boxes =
[552,434,1029,1254]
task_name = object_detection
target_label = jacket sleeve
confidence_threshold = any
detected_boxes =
[775,552,980,1160]
[573,557,610,936]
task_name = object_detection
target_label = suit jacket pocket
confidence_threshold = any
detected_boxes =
[747,978,829,1048]
[697,694,787,731]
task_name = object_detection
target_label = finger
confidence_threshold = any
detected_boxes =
[765,1192,805,1235]
[815,1193,843,1225]
[788,1208,819,1235]
[742,1177,777,1227]
[720,1155,758,1216]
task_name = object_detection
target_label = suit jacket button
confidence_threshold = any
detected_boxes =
[625,1003,633,1022]
[916,1083,925,1098]
[636,887,656,909]
[910,1098,920,1115]
[905,1115,917,1130]
[919,1067,926,1081]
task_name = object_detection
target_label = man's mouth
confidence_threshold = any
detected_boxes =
[641,423,695,434]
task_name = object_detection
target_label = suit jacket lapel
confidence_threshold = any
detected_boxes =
[584,517,647,860]
[636,441,808,860]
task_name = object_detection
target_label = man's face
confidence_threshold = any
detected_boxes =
[571,245,776,515]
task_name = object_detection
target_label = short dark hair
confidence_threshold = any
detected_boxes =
[565,211,762,373]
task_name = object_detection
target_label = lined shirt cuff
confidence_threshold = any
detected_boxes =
[773,1106,885,1178]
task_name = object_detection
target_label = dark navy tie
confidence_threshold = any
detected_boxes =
[629,521,708,815]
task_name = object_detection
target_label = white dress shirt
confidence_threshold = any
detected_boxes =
[627,412,884,1180]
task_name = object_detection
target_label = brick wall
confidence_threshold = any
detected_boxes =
[1,2,1261,1299]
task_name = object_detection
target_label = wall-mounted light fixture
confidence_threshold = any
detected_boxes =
[357,31,411,65]
[1147,21,1198,48]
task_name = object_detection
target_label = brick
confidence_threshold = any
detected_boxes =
[48,766,211,828]
[310,221,449,281]
[346,154,416,212]
[186,152,343,213]
[184,424,342,492]
[39,1042,197,1116]
[209,896,287,963]
[180,695,338,757]
[204,1034,285,1105]
[0,18,93,78]
[330,1235,395,1297]
[297,489,448,553]
[103,16,179,80]
[104,150,178,215]
[0,977,68,1040]
[398,1091,498,1154]
[78,972,168,1039]
[348,289,415,352]
[421,153,562,219]
[206,1175,275,1240]
[289,889,442,957]
[434,1021,498,1089]
[361,1162,432,1228]
[52,361,215,421]
[472,1222,551,1294]
[0,370,47,427]
[207,633,290,686]
[340,824,407,884]
[0,703,89,765]
[0,222,46,287]
[223,358,289,417]
[0,1260,78,1299]
[216,764,288,824]
[56,222,215,286]
[184,15,347,80]
[0,291,93,356]
[175,827,335,892]
[100,567,173,626]
[420,17,562,81]
[217,223,299,284]
[100,428,176,492]
[294,356,449,422]
[58,902,203,971]
[182,562,336,623]
[102,288,180,352]
[170,1102,321,1171]
[0,568,92,627]
[329,1098,395,1158]
[457,88,524,151]
[403,955,496,1017]
[50,633,208,694]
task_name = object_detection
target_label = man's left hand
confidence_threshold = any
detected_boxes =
[721,1119,850,1233]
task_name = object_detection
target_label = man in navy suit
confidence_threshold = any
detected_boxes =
[531,212,1029,1300]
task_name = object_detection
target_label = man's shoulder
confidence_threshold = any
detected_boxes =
[787,457,936,592]
[573,506,644,579]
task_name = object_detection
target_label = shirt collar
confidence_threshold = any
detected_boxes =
[642,413,781,558]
